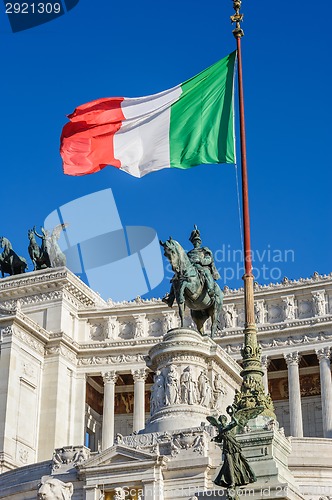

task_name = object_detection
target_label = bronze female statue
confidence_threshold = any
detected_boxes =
[208,407,256,490]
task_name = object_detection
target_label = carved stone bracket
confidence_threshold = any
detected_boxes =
[51,445,90,471]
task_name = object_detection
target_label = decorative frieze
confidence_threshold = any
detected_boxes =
[14,329,45,355]
[45,344,76,363]
[116,427,209,459]
[89,316,119,341]
[150,363,216,417]
[78,353,146,366]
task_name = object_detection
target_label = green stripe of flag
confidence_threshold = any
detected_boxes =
[169,51,236,169]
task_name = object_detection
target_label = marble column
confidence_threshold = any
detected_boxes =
[316,347,332,438]
[284,352,303,437]
[73,372,87,445]
[101,371,117,450]
[132,368,147,433]
[261,355,271,394]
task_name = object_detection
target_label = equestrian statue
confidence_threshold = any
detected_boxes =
[28,227,51,270]
[28,224,67,271]
[160,226,223,338]
[0,237,28,277]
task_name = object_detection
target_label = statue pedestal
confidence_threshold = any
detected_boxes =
[144,328,242,434]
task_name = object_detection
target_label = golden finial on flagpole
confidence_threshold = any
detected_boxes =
[231,0,244,38]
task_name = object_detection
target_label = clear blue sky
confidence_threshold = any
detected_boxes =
[0,0,331,300]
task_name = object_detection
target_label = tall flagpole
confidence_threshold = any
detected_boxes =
[231,0,275,419]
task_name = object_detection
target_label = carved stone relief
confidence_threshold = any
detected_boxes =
[133,314,148,338]
[222,305,236,329]
[114,487,126,500]
[197,369,213,407]
[282,295,296,321]
[254,300,265,324]
[37,477,74,500]
[21,359,37,384]
[237,308,245,328]
[148,318,163,337]
[52,446,90,471]
[162,311,177,333]
[298,299,313,319]
[78,353,146,366]
[150,370,165,415]
[150,364,217,415]
[213,373,227,411]
[89,323,104,341]
[118,321,134,339]
[312,291,326,316]
[268,303,283,323]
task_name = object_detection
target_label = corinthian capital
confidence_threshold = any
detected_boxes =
[131,368,147,383]
[102,370,118,384]
[316,346,331,362]
[284,351,301,367]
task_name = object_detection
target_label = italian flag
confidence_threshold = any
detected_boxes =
[60,51,236,178]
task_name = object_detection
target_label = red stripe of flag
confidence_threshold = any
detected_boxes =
[60,97,125,175]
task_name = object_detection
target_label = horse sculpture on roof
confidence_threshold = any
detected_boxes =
[0,237,28,277]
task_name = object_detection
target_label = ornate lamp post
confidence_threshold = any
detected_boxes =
[230,0,275,419]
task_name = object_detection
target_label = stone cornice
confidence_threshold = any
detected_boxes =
[222,330,332,356]
[0,267,105,308]
[215,314,332,341]
[223,271,332,297]
[0,310,49,345]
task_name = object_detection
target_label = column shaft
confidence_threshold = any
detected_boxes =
[132,369,147,433]
[316,347,332,438]
[102,371,117,450]
[285,352,303,437]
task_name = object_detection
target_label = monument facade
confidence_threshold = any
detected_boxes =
[0,268,332,499]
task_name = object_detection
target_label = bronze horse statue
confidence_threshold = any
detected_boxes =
[0,237,28,277]
[160,237,223,338]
